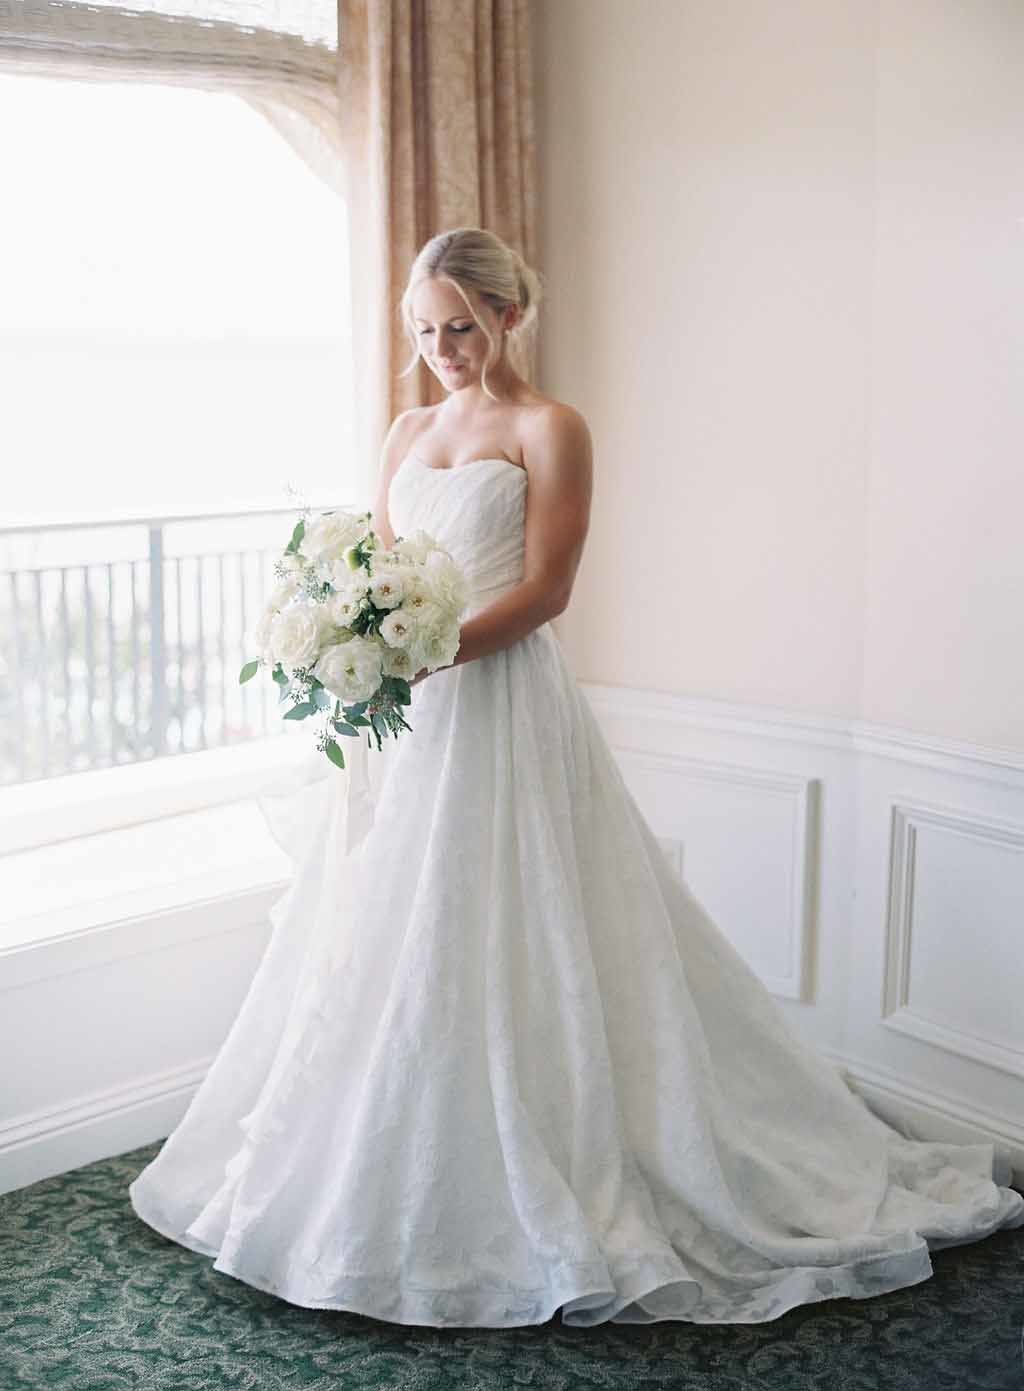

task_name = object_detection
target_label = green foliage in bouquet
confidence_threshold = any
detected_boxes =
[239,659,412,770]
[238,502,465,772]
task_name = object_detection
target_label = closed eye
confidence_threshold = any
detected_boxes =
[418,325,473,335]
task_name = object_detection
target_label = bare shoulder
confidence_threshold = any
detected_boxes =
[383,403,437,464]
[522,399,593,479]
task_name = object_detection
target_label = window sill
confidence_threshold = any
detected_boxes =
[1,731,311,855]
[0,797,293,954]
[0,733,324,954]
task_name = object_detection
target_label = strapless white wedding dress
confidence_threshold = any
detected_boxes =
[129,453,1024,1328]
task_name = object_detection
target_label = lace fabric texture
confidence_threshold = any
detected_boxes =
[129,454,1024,1328]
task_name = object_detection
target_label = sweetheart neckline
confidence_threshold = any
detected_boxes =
[403,454,527,478]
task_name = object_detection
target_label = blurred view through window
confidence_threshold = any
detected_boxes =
[0,74,353,785]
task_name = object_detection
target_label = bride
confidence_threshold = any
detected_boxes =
[129,226,1024,1328]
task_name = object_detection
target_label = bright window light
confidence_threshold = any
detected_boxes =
[0,74,352,520]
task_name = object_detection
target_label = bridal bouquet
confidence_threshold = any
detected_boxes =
[239,505,468,770]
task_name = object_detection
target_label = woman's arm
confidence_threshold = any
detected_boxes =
[448,404,593,669]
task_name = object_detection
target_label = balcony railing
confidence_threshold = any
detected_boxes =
[1,498,347,786]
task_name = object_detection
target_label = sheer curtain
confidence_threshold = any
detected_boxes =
[337,0,538,503]
[0,0,342,193]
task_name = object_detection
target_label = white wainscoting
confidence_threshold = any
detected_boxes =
[1,687,1022,1195]
[0,885,276,1195]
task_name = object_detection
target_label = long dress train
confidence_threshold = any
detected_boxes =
[129,453,1024,1327]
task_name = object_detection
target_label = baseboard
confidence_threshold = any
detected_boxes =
[4,1044,1021,1200]
[821,1047,1024,1187]
[0,1056,210,1196]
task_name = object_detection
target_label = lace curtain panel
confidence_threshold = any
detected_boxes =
[0,0,343,193]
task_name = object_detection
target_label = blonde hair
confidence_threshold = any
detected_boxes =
[398,227,543,400]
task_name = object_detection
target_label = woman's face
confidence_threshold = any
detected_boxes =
[411,277,501,391]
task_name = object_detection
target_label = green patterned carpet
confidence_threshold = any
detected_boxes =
[1,1140,1023,1391]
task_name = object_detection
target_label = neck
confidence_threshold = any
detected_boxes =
[447,357,526,411]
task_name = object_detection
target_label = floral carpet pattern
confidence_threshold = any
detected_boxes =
[1,1141,1023,1391]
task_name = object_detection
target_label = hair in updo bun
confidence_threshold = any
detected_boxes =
[399,227,543,400]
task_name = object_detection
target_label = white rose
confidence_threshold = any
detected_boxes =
[397,572,435,617]
[269,575,300,609]
[371,548,403,569]
[331,559,371,591]
[325,584,367,627]
[392,528,441,564]
[380,645,416,678]
[252,607,276,664]
[303,510,367,562]
[408,598,444,635]
[279,553,306,575]
[414,618,461,673]
[269,605,324,671]
[368,570,406,610]
[313,602,341,642]
[379,607,418,649]
[315,635,384,703]
[423,551,468,616]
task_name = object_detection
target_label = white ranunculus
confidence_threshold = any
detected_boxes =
[315,635,384,703]
[423,550,468,615]
[368,569,406,610]
[270,605,324,671]
[379,607,417,649]
[279,553,306,575]
[303,510,367,563]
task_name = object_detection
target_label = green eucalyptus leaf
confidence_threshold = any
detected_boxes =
[324,739,346,770]
[238,660,259,684]
[283,701,317,720]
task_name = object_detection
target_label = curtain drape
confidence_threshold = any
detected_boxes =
[337,0,538,505]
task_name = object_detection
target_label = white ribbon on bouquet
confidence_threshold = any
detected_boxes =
[255,725,380,866]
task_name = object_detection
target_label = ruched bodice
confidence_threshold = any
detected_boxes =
[389,455,528,617]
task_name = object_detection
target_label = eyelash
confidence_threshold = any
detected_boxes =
[418,325,472,336]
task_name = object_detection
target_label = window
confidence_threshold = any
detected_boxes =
[0,74,353,788]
